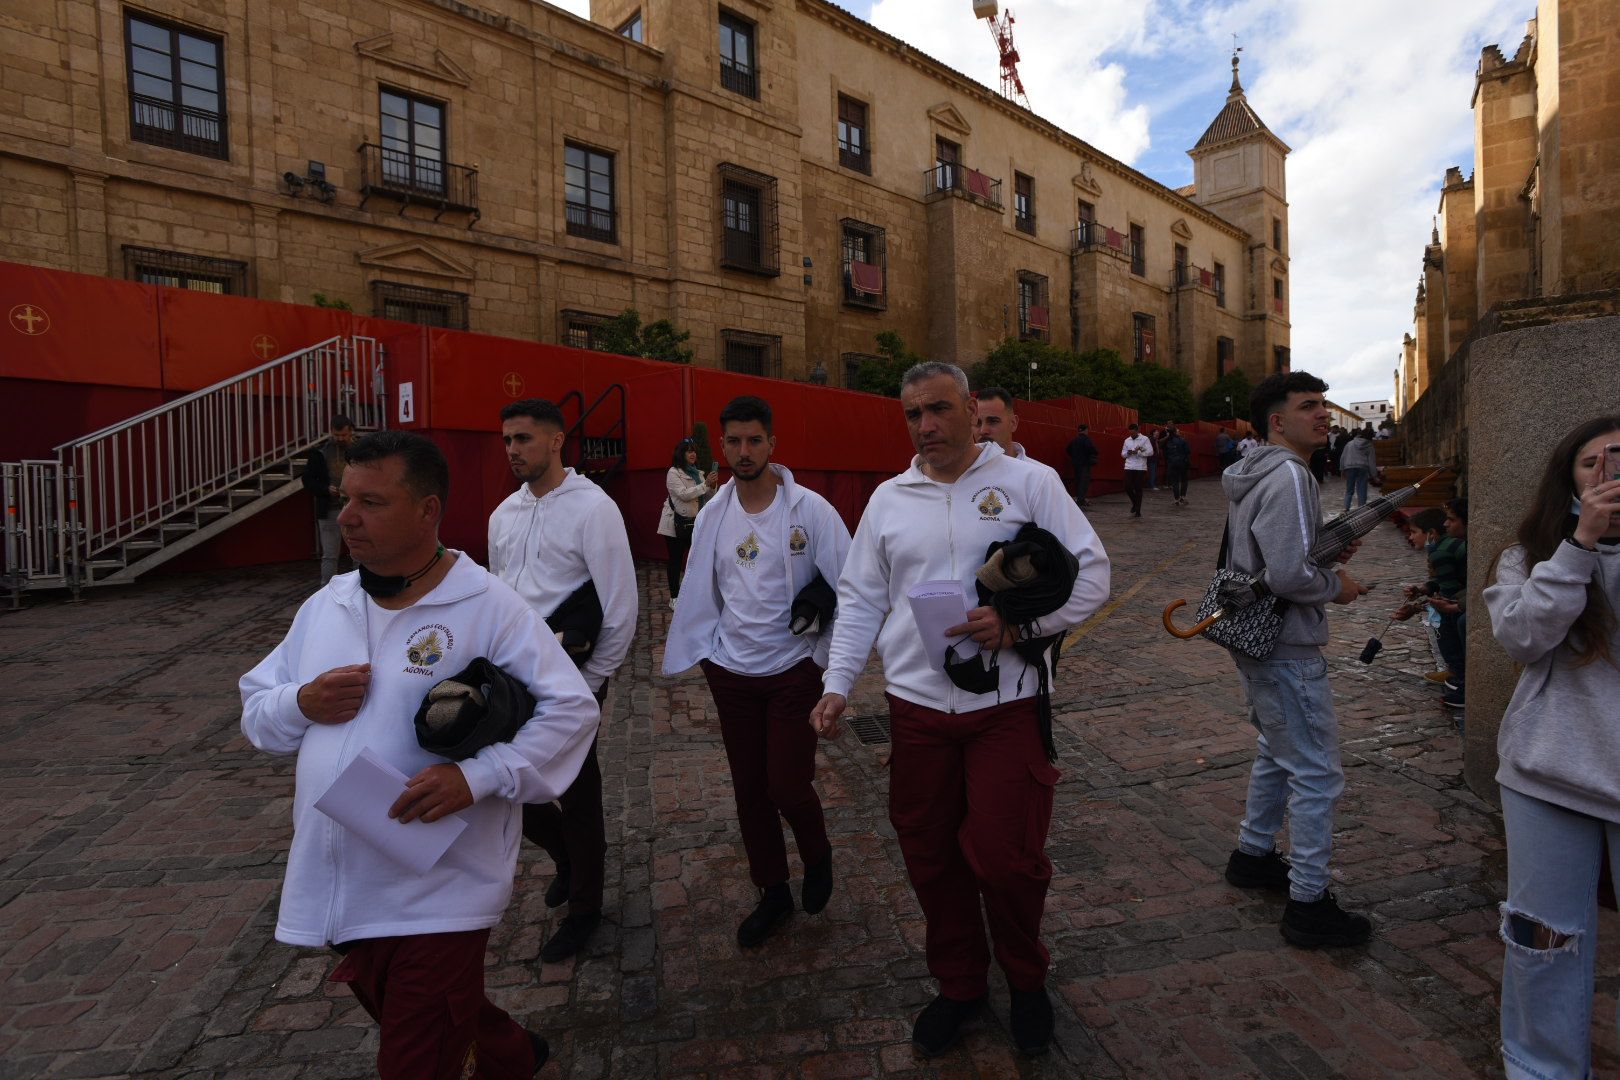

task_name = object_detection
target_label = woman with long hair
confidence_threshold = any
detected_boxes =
[1485,413,1620,1080]
[657,437,715,606]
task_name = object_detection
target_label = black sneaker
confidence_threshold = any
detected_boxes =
[1442,689,1466,709]
[527,1030,550,1074]
[911,993,985,1058]
[539,911,600,963]
[1280,891,1371,948]
[1008,987,1053,1056]
[1442,679,1459,691]
[544,863,572,909]
[802,857,833,915]
[737,883,793,949]
[1224,848,1292,893]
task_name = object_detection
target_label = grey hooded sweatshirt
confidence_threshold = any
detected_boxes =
[1220,444,1342,658]
[1485,540,1620,822]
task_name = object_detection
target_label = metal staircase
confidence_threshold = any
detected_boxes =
[559,384,628,487]
[3,336,385,607]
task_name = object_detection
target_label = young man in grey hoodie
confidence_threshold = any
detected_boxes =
[1219,372,1372,948]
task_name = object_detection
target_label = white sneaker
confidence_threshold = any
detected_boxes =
[669,596,678,610]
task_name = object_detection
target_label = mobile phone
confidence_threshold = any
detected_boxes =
[1608,444,1620,481]
[708,461,720,476]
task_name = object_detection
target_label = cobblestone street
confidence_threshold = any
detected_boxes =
[3,474,1616,1079]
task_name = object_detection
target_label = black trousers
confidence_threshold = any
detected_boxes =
[1167,462,1189,500]
[522,687,609,914]
[1071,464,1092,504]
[1124,471,1145,514]
[664,534,691,597]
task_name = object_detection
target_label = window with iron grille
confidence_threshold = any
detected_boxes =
[1076,199,1096,247]
[1017,271,1049,341]
[123,245,247,294]
[565,142,616,243]
[1216,336,1234,378]
[721,329,781,378]
[380,88,447,196]
[1273,345,1290,374]
[719,11,757,99]
[1213,261,1226,307]
[1014,173,1035,235]
[837,95,870,173]
[618,12,643,42]
[1132,312,1156,363]
[125,11,227,159]
[1129,223,1145,276]
[560,310,611,349]
[841,219,886,310]
[717,163,779,276]
[841,351,881,390]
[372,280,469,330]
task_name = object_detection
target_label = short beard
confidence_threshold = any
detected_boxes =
[731,462,767,482]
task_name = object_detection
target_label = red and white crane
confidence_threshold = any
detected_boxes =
[973,1,1031,110]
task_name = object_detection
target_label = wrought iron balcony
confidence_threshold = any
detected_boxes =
[923,164,1002,210]
[129,93,228,159]
[357,142,479,223]
[565,202,617,244]
[720,59,758,99]
[720,228,779,276]
[1072,221,1131,257]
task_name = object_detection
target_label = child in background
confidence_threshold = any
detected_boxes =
[1393,501,1469,711]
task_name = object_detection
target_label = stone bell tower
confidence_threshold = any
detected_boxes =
[1188,53,1292,381]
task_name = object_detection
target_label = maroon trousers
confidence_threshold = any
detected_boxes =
[328,929,534,1080]
[887,694,1058,999]
[701,657,832,887]
[522,685,609,914]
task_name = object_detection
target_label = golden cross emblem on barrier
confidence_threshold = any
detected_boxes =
[252,334,279,360]
[8,304,50,336]
[503,372,525,397]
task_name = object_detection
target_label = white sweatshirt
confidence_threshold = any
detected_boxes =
[824,443,1111,712]
[239,554,599,947]
[487,469,638,692]
[663,464,852,674]
[1121,434,1154,471]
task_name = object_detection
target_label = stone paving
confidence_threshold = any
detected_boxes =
[2,474,1618,1079]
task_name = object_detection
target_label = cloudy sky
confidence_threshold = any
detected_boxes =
[554,0,1533,406]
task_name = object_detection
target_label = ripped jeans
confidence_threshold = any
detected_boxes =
[1500,785,1620,1080]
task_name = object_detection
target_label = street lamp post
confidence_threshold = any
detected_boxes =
[1224,394,1233,421]
[1028,361,1038,401]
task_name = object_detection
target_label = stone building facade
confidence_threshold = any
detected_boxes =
[1395,0,1620,415]
[2,0,1290,391]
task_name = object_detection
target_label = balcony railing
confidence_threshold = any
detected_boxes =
[357,142,479,223]
[720,59,758,98]
[923,164,1002,210]
[130,93,228,159]
[720,228,778,276]
[1071,221,1131,258]
[1015,211,1036,235]
[565,202,617,243]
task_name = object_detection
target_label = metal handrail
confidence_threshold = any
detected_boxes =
[57,336,385,559]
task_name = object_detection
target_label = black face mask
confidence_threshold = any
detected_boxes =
[359,545,445,599]
[943,639,1000,695]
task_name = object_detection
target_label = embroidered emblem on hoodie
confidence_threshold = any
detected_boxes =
[736,530,761,567]
[788,525,808,554]
[404,624,454,674]
[973,487,1009,521]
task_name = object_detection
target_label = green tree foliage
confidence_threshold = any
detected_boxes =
[1130,362,1197,424]
[311,292,352,311]
[593,308,695,366]
[972,339,1084,400]
[968,342,1193,420]
[1198,370,1253,423]
[851,330,923,397]
[689,421,715,471]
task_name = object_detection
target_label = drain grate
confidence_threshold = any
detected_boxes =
[845,713,891,746]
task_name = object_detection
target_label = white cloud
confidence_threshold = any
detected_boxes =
[868,0,1155,164]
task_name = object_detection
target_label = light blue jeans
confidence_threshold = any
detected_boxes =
[1342,467,1368,510]
[1500,785,1620,1080]
[1233,654,1344,902]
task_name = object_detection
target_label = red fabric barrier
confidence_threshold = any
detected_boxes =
[0,379,167,463]
[1,264,162,388]
[159,288,355,391]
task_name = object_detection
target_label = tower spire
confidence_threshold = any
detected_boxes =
[1230,36,1244,98]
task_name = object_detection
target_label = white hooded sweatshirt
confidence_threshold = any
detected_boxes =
[487,469,638,693]
[824,443,1111,712]
[663,464,852,674]
[239,553,598,947]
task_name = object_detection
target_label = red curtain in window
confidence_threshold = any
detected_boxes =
[850,261,883,294]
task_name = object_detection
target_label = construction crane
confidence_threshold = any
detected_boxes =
[973,1,1031,110]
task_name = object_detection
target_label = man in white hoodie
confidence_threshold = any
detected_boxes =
[972,386,1061,486]
[240,431,598,1078]
[810,363,1109,1059]
[664,395,852,948]
[488,398,637,963]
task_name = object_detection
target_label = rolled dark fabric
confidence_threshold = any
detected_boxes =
[546,580,603,668]
[414,656,536,762]
[789,573,837,636]
[973,522,1081,763]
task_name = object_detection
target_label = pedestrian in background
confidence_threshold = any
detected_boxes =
[1065,423,1098,507]
[1484,415,1620,1080]
[1121,423,1153,518]
[301,414,355,585]
[1163,424,1192,506]
[1339,428,1376,510]
[657,438,717,607]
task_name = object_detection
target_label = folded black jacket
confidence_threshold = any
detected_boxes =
[789,573,837,636]
[414,656,535,762]
[547,580,603,668]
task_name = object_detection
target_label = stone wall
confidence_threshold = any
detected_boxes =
[1463,312,1620,799]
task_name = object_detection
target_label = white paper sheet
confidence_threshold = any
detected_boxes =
[906,579,972,672]
[313,747,468,875]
